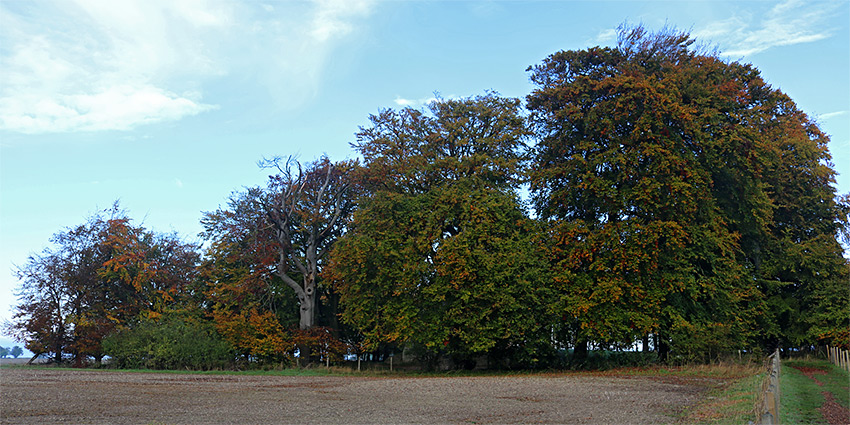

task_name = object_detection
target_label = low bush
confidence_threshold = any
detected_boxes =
[103,314,235,370]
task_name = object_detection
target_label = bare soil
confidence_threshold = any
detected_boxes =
[1,367,712,424]
[819,391,850,425]
[790,365,828,386]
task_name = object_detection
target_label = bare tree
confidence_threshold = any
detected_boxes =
[258,156,355,355]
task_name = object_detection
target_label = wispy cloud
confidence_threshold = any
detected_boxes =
[0,0,375,134]
[819,110,849,121]
[393,94,463,109]
[394,96,439,108]
[0,0,229,134]
[694,0,841,57]
[251,0,375,109]
[592,28,618,45]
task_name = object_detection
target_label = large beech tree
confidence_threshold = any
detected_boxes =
[528,25,848,357]
[528,26,737,359]
[329,93,554,367]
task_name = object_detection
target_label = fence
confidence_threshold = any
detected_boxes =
[753,348,781,425]
[826,345,850,372]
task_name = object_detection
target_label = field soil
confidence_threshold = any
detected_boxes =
[2,367,711,424]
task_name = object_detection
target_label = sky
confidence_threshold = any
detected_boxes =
[1,0,848,350]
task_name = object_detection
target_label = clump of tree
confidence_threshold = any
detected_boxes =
[0,346,24,358]
[6,24,847,371]
[6,203,202,366]
[102,311,234,370]
[526,24,848,359]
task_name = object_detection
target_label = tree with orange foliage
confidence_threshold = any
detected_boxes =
[7,203,199,364]
[200,156,356,363]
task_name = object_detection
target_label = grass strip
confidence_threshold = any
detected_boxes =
[780,358,850,424]
[676,365,762,424]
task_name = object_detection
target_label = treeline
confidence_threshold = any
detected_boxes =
[7,26,848,370]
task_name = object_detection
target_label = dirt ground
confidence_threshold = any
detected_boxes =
[1,367,710,424]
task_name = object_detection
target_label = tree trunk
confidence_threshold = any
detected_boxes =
[298,286,316,330]
[573,338,588,362]
[656,333,670,362]
[53,322,64,364]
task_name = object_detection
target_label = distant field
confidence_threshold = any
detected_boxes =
[0,367,733,424]
[0,358,43,366]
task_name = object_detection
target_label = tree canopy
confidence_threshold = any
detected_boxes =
[328,93,554,368]
[527,24,847,357]
[7,25,847,370]
[8,203,199,364]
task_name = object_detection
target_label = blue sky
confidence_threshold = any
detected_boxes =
[1,0,848,349]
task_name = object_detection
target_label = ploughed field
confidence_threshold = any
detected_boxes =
[1,367,712,424]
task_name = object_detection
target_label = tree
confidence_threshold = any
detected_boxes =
[527,24,847,358]
[6,203,200,364]
[259,156,356,333]
[200,156,356,362]
[102,311,235,370]
[329,93,554,368]
[199,190,300,363]
[527,25,774,360]
[8,248,77,363]
[10,346,24,358]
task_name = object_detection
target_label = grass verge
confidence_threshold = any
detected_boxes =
[673,363,763,424]
[780,358,850,424]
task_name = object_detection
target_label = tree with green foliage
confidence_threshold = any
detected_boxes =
[525,24,846,360]
[329,93,554,368]
[102,310,235,370]
[10,346,23,358]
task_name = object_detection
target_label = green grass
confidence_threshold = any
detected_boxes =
[780,359,850,424]
[660,362,764,425]
[678,372,763,425]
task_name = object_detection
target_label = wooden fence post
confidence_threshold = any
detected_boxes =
[758,349,781,425]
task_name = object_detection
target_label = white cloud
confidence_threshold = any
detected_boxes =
[250,0,375,108]
[0,0,375,134]
[820,110,849,120]
[394,96,444,108]
[593,28,618,45]
[393,93,461,108]
[0,86,215,133]
[311,0,373,42]
[694,0,841,57]
[0,0,229,133]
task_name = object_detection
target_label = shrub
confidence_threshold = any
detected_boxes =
[103,314,235,370]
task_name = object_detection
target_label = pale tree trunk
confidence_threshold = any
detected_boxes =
[262,156,352,366]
